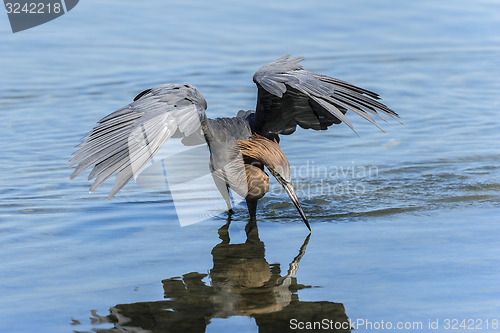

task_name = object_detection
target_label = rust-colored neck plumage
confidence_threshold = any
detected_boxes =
[233,134,290,204]
[236,134,290,175]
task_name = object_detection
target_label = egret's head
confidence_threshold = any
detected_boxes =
[236,134,310,230]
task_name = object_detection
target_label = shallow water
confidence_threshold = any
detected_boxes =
[1,0,500,332]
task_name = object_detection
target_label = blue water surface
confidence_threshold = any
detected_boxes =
[1,1,499,332]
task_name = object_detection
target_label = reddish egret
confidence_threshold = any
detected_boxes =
[70,55,398,230]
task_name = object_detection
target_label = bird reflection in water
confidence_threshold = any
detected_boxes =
[87,221,350,333]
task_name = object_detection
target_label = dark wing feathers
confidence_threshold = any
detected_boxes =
[133,88,152,101]
[70,83,207,198]
[252,54,398,137]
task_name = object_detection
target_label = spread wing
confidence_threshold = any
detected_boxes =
[70,83,207,198]
[252,55,399,137]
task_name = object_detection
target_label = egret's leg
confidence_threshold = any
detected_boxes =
[213,176,234,213]
[246,198,258,219]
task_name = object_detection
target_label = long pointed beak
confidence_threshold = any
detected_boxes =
[279,180,311,231]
